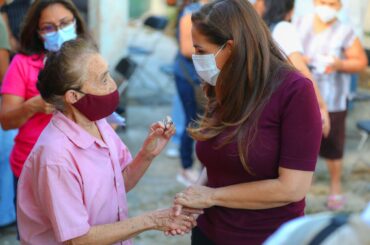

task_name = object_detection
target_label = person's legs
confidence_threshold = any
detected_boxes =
[320,111,347,210]
[0,128,16,227]
[325,159,343,195]
[174,74,199,184]
[166,94,185,158]
[13,175,19,240]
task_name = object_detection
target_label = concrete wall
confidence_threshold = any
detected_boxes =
[88,0,129,69]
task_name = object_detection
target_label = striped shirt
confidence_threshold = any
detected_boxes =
[295,14,356,112]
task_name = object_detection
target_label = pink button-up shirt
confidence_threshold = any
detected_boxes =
[17,111,133,245]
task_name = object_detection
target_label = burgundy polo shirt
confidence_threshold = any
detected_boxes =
[196,71,322,245]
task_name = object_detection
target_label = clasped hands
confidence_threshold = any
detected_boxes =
[164,185,216,236]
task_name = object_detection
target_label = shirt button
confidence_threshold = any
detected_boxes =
[117,182,120,187]
[119,207,123,213]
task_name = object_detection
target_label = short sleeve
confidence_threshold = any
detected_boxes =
[118,141,133,171]
[342,25,357,49]
[0,19,10,50]
[273,22,304,56]
[38,165,90,242]
[1,55,27,97]
[279,76,322,171]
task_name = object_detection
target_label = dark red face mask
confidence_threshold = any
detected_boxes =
[72,90,119,121]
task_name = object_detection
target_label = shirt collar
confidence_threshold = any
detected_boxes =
[52,111,108,149]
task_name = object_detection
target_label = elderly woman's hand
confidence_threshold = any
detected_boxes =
[174,185,216,210]
[141,116,176,158]
[150,208,197,234]
[164,206,204,236]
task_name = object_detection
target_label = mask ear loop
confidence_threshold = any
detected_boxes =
[67,88,85,101]
[214,43,227,57]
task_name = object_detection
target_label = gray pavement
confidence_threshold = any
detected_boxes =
[1,30,370,245]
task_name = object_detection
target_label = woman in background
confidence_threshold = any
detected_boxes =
[262,0,331,139]
[0,0,88,203]
[173,0,211,186]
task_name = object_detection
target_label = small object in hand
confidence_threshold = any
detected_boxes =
[162,116,173,130]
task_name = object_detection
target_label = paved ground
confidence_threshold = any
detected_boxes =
[1,29,370,245]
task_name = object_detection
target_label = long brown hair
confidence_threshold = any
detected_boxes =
[189,0,293,173]
[19,0,89,56]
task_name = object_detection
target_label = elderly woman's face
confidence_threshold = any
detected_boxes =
[80,54,117,96]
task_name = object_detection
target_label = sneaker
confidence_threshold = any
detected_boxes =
[327,194,346,211]
[176,169,200,187]
[183,169,200,183]
[176,173,193,187]
[166,147,180,158]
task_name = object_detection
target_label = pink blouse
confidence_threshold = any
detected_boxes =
[17,111,133,245]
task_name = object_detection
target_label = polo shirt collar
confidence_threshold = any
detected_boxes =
[52,111,108,149]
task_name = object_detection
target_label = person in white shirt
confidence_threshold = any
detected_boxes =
[294,0,370,40]
[251,0,331,137]
[295,0,368,211]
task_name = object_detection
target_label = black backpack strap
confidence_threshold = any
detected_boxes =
[308,213,350,245]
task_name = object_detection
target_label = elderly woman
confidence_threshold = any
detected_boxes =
[17,39,198,245]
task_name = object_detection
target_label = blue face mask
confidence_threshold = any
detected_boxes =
[41,22,77,52]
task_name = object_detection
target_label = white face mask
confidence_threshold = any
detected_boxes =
[315,5,338,23]
[192,44,226,86]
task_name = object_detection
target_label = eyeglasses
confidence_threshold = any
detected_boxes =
[39,19,76,35]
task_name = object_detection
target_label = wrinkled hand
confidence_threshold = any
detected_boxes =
[174,185,215,210]
[326,57,342,74]
[26,95,55,114]
[151,208,197,234]
[321,108,331,138]
[141,116,176,157]
[164,207,203,236]
[164,186,214,236]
